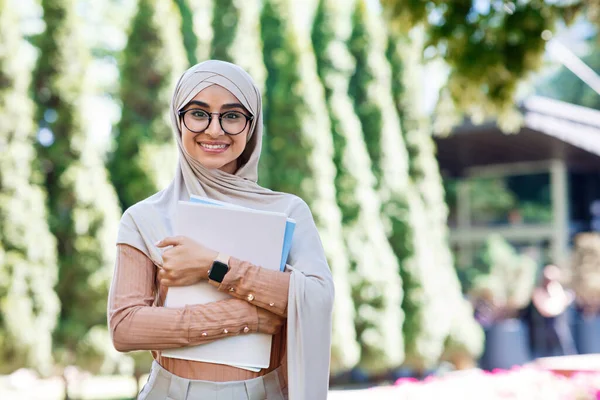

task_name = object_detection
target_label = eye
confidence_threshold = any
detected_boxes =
[189,109,209,119]
[222,111,244,120]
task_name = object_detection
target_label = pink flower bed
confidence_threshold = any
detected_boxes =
[367,367,600,399]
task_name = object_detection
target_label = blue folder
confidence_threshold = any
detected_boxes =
[189,196,295,271]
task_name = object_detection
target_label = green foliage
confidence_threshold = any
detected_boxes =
[0,1,59,376]
[312,0,361,226]
[380,0,595,131]
[386,25,483,366]
[175,0,199,65]
[312,0,404,372]
[75,325,133,376]
[185,0,213,63]
[348,0,442,369]
[348,2,383,189]
[210,0,238,61]
[470,236,537,316]
[385,30,425,182]
[207,0,266,93]
[446,174,553,228]
[260,0,312,197]
[32,0,122,366]
[110,0,187,210]
[228,0,268,91]
[261,0,359,373]
[468,178,517,224]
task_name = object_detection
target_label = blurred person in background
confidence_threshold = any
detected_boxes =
[521,264,577,359]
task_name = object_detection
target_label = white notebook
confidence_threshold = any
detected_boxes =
[162,201,287,371]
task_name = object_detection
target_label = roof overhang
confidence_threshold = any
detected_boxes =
[435,96,600,177]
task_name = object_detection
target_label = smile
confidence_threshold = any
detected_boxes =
[198,142,230,153]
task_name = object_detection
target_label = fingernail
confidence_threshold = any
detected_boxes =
[155,240,161,246]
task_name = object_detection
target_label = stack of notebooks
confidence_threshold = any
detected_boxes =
[162,195,295,372]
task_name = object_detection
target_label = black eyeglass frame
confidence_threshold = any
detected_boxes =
[178,109,254,136]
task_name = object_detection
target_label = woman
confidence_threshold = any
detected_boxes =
[108,60,334,400]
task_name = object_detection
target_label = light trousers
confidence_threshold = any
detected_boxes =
[138,361,287,400]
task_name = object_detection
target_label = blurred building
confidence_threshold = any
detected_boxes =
[436,96,600,269]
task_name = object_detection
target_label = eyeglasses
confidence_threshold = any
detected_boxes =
[178,108,254,136]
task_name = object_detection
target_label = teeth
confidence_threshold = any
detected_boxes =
[200,143,228,150]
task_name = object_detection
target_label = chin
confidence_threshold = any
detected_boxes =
[183,142,240,172]
[195,156,227,170]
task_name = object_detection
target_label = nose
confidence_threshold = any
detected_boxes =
[205,115,223,138]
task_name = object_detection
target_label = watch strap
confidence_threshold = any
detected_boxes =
[214,252,230,265]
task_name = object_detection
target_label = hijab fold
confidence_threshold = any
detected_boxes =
[116,60,334,400]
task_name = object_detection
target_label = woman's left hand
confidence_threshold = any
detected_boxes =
[155,236,218,287]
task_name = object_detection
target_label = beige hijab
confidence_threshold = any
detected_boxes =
[117,60,334,400]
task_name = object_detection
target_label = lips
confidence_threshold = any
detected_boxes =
[198,141,230,153]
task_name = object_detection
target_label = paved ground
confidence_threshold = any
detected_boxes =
[0,374,391,400]
[2,355,599,400]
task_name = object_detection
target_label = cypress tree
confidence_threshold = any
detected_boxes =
[348,0,451,369]
[0,1,60,376]
[386,30,484,365]
[260,0,360,373]
[210,0,237,61]
[210,0,267,91]
[110,0,187,210]
[32,0,122,364]
[185,0,214,62]
[175,0,198,65]
[312,0,404,372]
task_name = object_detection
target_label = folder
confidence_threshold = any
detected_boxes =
[189,195,296,271]
[162,201,288,371]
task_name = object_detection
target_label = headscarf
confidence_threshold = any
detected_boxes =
[116,60,334,400]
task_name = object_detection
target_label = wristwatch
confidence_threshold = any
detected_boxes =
[208,253,230,286]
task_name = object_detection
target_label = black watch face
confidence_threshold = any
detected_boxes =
[209,261,229,283]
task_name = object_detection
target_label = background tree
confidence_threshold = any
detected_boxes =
[175,0,199,65]
[32,0,122,367]
[0,0,60,376]
[210,0,237,62]
[260,0,360,373]
[386,25,484,368]
[312,0,405,372]
[185,0,214,63]
[349,0,457,370]
[213,0,267,90]
[110,0,187,210]
[380,0,598,130]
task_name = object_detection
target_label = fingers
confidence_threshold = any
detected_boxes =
[158,268,167,280]
[158,268,179,281]
[158,268,173,286]
[158,268,195,287]
[155,236,185,248]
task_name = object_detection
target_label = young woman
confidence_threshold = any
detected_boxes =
[108,60,334,400]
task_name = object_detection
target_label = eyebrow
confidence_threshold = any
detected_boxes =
[221,102,246,111]
[184,100,248,112]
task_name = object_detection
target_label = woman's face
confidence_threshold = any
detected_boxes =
[180,85,251,174]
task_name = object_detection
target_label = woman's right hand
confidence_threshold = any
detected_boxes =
[257,308,286,335]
